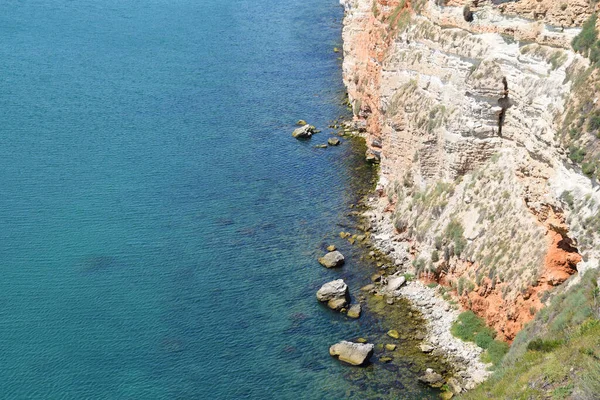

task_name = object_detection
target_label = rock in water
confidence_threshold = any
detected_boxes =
[318,251,345,268]
[387,330,400,339]
[326,244,336,252]
[347,304,361,319]
[292,124,316,139]
[296,119,307,126]
[329,341,374,366]
[316,279,347,301]
[327,297,348,311]
[418,368,445,387]
[316,279,348,310]
[328,137,341,146]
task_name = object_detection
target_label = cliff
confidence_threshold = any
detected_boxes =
[340,0,600,345]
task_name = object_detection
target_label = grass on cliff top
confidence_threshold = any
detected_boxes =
[459,269,600,399]
[451,311,509,367]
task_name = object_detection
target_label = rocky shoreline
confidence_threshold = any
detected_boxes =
[323,120,492,394]
[364,193,492,391]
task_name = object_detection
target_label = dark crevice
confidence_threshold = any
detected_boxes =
[498,76,510,136]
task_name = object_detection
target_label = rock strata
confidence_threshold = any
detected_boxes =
[329,341,374,366]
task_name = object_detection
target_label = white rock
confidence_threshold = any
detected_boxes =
[329,341,374,366]
[316,279,348,302]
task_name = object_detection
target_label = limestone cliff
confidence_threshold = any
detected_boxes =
[341,0,600,341]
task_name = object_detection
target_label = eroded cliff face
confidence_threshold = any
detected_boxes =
[342,0,600,340]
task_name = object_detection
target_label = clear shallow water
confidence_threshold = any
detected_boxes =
[0,1,439,398]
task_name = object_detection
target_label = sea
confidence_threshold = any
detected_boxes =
[0,0,440,398]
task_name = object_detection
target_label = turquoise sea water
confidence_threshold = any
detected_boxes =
[0,1,440,398]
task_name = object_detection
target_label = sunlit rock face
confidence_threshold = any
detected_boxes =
[341,0,600,340]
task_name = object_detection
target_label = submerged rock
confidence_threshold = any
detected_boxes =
[315,144,327,148]
[360,284,375,292]
[326,244,337,252]
[387,330,400,339]
[420,344,434,353]
[385,344,397,351]
[329,341,374,366]
[292,124,316,139]
[316,279,348,310]
[296,119,307,126]
[418,368,445,387]
[347,304,361,319]
[328,297,348,311]
[328,137,341,146]
[318,250,345,268]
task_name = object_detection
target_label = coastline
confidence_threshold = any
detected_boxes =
[364,192,492,391]
[334,119,491,394]
[327,0,495,393]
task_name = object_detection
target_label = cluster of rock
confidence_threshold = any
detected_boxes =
[316,279,349,311]
[291,124,317,139]
[362,202,493,393]
[291,120,343,147]
[314,246,370,365]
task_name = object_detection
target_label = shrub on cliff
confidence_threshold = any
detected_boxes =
[445,219,467,257]
[451,311,494,342]
[451,311,508,366]
[572,14,599,62]
[460,270,600,399]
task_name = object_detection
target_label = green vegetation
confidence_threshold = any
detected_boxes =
[526,338,563,352]
[445,219,467,257]
[460,270,600,399]
[568,145,586,163]
[387,1,411,33]
[582,161,597,176]
[572,14,599,63]
[451,311,509,367]
[549,51,568,70]
[427,105,447,132]
[560,190,574,208]
[588,111,600,132]
[403,273,415,281]
[371,0,379,19]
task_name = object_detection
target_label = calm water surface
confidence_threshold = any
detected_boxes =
[0,0,439,398]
